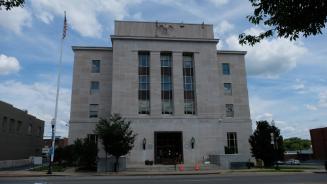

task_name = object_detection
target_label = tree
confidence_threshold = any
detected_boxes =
[78,137,98,170]
[239,0,327,46]
[284,137,311,151]
[95,114,136,172]
[249,121,284,167]
[0,0,24,10]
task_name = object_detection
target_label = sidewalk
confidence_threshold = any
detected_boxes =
[0,168,325,177]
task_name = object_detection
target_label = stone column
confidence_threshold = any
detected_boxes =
[172,52,184,116]
[150,51,161,116]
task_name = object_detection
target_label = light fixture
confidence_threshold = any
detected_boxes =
[191,137,195,149]
[142,138,146,150]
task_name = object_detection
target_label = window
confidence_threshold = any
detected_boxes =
[225,104,234,117]
[225,132,238,154]
[28,124,32,135]
[9,119,15,133]
[183,53,196,114]
[138,52,150,114]
[16,121,22,133]
[161,52,173,114]
[184,99,195,114]
[2,116,7,132]
[91,60,100,73]
[89,104,99,118]
[90,81,100,94]
[222,63,230,75]
[87,134,98,144]
[38,126,43,137]
[224,83,232,95]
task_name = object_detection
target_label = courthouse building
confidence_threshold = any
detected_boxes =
[69,21,252,168]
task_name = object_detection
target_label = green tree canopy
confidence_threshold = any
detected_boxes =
[249,121,284,167]
[95,114,136,172]
[0,0,24,10]
[239,0,327,45]
[283,137,311,151]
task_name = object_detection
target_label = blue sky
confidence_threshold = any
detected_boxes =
[0,0,326,139]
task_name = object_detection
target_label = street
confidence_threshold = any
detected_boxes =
[0,173,326,184]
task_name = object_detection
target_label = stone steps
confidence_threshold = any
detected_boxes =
[126,164,221,172]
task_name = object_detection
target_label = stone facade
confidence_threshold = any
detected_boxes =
[0,101,44,161]
[69,21,252,168]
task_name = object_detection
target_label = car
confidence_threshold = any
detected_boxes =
[286,159,300,165]
[276,160,285,165]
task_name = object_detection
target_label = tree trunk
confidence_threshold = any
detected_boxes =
[114,156,119,172]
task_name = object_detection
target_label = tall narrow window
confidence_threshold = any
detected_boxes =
[183,53,195,114]
[138,52,150,114]
[91,60,100,73]
[225,132,238,154]
[16,121,22,133]
[9,119,15,133]
[89,104,99,118]
[222,63,230,75]
[2,116,7,132]
[161,52,173,114]
[28,124,32,135]
[224,83,232,95]
[90,81,100,94]
[225,104,234,117]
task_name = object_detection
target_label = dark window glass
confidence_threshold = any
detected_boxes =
[139,52,150,114]
[89,104,98,118]
[161,53,173,114]
[225,132,238,154]
[2,116,7,132]
[183,53,195,114]
[91,60,100,73]
[90,81,100,94]
[225,104,234,117]
[222,63,230,75]
[224,83,232,95]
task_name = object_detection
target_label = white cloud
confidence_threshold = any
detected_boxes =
[30,0,144,38]
[0,54,21,75]
[208,0,229,6]
[0,7,32,34]
[0,80,70,137]
[318,91,327,108]
[226,27,308,78]
[305,104,318,111]
[214,20,234,36]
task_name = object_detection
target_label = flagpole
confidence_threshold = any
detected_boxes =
[47,11,66,175]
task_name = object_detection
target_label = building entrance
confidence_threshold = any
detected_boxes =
[154,132,183,165]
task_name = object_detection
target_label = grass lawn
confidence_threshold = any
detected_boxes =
[30,165,66,172]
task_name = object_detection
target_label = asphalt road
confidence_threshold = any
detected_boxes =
[0,173,326,184]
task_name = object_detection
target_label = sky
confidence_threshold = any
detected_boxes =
[0,0,326,139]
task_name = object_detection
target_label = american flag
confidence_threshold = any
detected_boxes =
[62,11,67,39]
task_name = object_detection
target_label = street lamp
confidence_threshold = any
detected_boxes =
[47,118,56,174]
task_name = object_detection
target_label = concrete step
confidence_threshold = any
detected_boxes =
[126,164,221,172]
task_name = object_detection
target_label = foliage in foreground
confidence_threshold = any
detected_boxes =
[249,121,284,167]
[95,114,136,172]
[0,0,24,10]
[239,0,327,45]
[54,137,98,171]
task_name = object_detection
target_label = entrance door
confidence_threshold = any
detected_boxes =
[154,132,183,165]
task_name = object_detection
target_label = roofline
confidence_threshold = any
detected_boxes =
[217,50,247,55]
[114,20,213,26]
[0,100,44,122]
[111,35,219,43]
[72,46,112,51]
